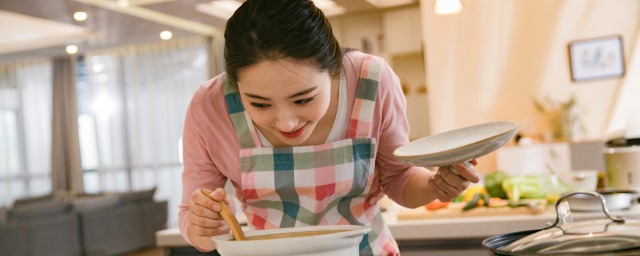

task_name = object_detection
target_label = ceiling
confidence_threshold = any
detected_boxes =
[0,0,400,62]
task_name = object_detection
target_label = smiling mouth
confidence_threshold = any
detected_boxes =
[280,124,307,139]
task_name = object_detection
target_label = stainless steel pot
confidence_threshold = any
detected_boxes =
[604,138,640,192]
[483,191,640,255]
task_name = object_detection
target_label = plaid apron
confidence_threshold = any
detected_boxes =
[223,54,399,255]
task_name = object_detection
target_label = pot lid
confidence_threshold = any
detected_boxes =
[606,137,640,147]
[501,191,640,254]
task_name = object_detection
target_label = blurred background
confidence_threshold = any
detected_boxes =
[1,1,639,255]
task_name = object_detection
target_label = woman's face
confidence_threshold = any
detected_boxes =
[236,58,333,146]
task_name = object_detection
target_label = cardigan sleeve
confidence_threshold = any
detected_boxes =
[371,57,422,207]
[178,78,230,250]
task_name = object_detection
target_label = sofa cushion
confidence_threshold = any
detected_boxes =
[9,200,69,220]
[114,187,156,204]
[72,195,120,212]
[12,194,54,207]
[118,187,156,203]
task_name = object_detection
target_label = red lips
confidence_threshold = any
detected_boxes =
[280,124,307,138]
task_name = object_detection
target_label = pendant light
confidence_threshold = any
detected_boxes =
[434,0,463,15]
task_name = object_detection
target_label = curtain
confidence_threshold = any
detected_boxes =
[80,36,211,226]
[0,59,52,206]
[51,57,83,193]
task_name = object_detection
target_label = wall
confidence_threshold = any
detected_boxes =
[419,0,640,172]
[420,0,640,137]
[330,11,384,56]
[330,7,431,140]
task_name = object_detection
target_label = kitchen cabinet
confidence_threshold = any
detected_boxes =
[383,6,423,56]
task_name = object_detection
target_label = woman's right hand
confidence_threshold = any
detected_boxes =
[187,187,232,250]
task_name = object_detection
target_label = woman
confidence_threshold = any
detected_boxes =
[179,0,479,255]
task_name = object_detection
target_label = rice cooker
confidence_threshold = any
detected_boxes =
[604,137,640,192]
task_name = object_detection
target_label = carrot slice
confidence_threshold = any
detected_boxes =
[425,199,451,211]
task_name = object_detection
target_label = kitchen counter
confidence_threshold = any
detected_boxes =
[156,205,640,255]
[384,204,640,241]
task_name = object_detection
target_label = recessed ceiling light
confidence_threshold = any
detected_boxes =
[66,45,79,55]
[312,0,346,17]
[73,11,88,21]
[159,30,173,40]
[195,0,242,20]
[434,0,463,15]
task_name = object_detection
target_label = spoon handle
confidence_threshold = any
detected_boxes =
[201,189,246,241]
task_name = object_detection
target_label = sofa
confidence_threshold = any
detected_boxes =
[0,197,82,256]
[0,188,167,256]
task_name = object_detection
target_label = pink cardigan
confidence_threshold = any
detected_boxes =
[179,51,420,245]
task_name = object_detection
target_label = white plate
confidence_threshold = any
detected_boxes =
[394,121,519,167]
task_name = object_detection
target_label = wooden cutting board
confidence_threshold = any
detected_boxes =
[396,205,547,220]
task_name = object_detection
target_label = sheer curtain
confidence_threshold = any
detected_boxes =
[79,36,210,226]
[0,59,53,206]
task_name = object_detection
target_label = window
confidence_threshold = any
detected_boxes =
[77,37,209,226]
[0,60,53,206]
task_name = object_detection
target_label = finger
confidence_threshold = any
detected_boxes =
[189,200,223,220]
[427,178,450,201]
[441,171,469,192]
[196,188,228,213]
[190,222,230,237]
[452,163,480,183]
[438,167,471,190]
[210,187,227,202]
[470,159,478,166]
[431,175,459,199]
[189,213,227,228]
[192,189,216,209]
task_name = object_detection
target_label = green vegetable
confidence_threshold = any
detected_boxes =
[501,175,546,201]
[484,170,509,199]
[482,193,491,207]
[463,193,482,211]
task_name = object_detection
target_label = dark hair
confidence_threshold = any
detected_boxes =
[224,0,342,85]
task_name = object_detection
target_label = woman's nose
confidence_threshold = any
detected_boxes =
[275,111,298,132]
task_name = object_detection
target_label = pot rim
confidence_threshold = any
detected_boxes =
[604,146,640,153]
[212,224,371,243]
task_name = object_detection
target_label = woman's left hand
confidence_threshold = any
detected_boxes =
[428,160,480,202]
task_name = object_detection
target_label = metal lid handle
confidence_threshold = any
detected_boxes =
[545,191,625,229]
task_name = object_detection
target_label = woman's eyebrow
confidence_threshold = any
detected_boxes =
[244,86,317,100]
[287,86,317,99]
[244,93,270,100]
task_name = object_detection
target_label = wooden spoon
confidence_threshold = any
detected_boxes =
[201,189,246,241]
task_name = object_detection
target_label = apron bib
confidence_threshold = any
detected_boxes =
[223,54,399,255]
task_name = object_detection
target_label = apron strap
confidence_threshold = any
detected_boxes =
[222,75,261,148]
[348,54,383,138]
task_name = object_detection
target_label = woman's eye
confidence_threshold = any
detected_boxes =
[295,97,314,105]
[250,102,270,109]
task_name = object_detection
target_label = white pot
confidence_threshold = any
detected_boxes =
[212,225,371,256]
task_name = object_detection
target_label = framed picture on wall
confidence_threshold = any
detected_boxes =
[568,35,625,82]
